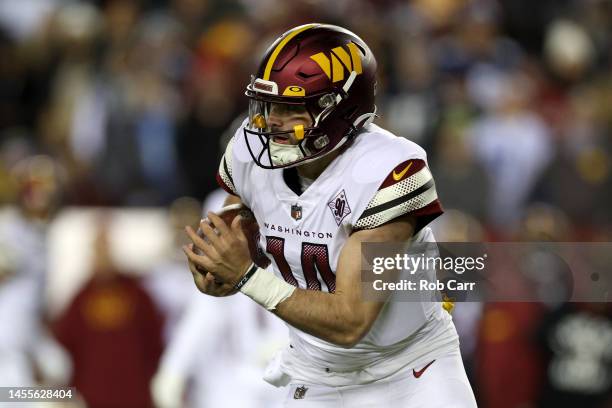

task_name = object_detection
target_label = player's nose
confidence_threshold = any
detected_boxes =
[267,113,283,129]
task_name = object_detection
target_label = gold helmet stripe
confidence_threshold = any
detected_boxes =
[263,24,318,81]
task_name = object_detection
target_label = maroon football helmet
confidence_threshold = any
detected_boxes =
[244,24,377,169]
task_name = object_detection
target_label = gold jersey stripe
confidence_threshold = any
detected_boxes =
[263,24,318,81]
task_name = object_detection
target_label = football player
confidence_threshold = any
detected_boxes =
[0,155,71,396]
[184,24,477,407]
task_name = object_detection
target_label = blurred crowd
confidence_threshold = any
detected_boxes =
[0,0,611,237]
[1,0,612,407]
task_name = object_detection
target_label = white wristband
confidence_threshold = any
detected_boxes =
[240,267,296,310]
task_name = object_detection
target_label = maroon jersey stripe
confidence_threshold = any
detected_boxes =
[215,172,237,195]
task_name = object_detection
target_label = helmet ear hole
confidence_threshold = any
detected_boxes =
[313,135,329,149]
[318,94,336,109]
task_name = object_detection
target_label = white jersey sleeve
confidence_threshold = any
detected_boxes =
[345,124,443,235]
[216,134,238,196]
[215,118,259,206]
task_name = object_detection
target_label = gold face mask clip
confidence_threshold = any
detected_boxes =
[252,113,267,129]
[293,124,305,140]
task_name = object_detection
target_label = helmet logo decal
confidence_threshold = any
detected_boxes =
[283,86,306,96]
[310,43,363,83]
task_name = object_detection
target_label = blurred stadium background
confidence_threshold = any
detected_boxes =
[0,0,611,407]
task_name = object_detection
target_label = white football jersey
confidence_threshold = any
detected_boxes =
[0,208,47,387]
[217,121,459,386]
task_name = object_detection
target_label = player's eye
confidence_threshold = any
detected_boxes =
[270,103,308,116]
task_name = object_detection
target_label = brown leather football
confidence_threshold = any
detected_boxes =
[195,204,270,270]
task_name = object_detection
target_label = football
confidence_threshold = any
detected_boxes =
[195,203,270,270]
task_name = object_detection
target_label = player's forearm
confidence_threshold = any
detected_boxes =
[273,289,370,348]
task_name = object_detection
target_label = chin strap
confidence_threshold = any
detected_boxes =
[269,140,306,166]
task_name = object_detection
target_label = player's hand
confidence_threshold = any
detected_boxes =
[186,251,237,296]
[183,212,252,288]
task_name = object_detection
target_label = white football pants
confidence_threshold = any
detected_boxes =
[282,350,477,407]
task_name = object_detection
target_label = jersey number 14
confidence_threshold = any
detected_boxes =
[265,236,336,293]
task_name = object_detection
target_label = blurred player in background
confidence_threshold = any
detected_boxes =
[184,24,477,407]
[151,277,289,408]
[53,214,164,408]
[144,196,204,343]
[0,155,72,403]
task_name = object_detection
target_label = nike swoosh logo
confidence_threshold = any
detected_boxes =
[392,162,413,181]
[413,360,435,378]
